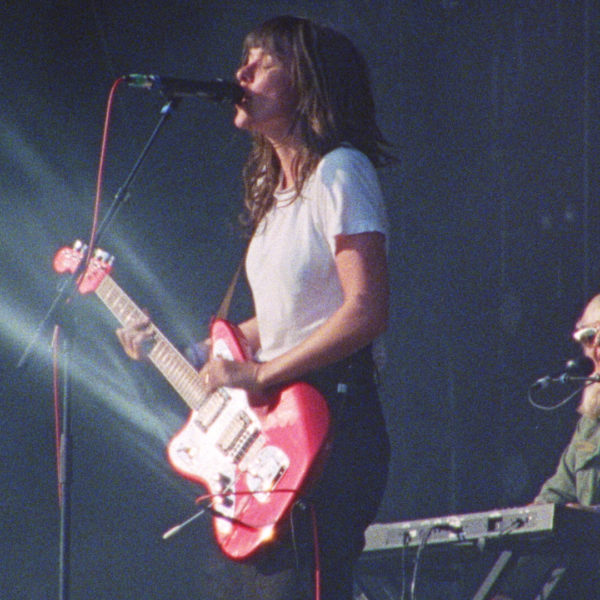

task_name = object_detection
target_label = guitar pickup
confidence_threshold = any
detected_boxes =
[217,411,252,455]
[194,388,230,431]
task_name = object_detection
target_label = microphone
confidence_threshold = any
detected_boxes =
[532,356,596,389]
[125,74,244,104]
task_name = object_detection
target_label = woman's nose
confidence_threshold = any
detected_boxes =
[236,63,252,83]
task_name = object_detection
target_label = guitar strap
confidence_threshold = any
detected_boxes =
[214,239,250,321]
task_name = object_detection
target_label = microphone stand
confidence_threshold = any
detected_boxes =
[17,96,179,600]
[57,330,73,599]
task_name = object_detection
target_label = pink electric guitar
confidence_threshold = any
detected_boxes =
[53,241,331,560]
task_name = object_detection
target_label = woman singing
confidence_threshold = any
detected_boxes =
[117,15,393,600]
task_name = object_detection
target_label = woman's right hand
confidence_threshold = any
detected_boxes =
[115,311,155,361]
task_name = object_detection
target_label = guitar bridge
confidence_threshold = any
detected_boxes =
[231,429,261,464]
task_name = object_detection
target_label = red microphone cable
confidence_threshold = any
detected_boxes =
[52,76,125,506]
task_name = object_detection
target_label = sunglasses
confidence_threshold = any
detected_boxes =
[572,326,599,347]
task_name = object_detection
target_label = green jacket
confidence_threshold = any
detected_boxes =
[534,415,600,505]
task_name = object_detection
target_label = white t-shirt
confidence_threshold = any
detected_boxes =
[245,146,388,362]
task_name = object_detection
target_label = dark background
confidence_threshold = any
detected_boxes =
[2,1,599,598]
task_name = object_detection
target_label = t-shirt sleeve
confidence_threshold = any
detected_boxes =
[315,147,388,254]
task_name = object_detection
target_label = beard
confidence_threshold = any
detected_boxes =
[578,381,600,419]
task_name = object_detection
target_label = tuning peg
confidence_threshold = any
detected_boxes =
[73,239,88,254]
[93,248,114,265]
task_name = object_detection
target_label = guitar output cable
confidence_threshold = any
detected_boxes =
[163,490,323,600]
[290,500,322,600]
[162,488,302,539]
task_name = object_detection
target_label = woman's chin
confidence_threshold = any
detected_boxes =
[233,107,251,130]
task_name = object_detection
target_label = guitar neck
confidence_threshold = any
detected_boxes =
[95,274,207,411]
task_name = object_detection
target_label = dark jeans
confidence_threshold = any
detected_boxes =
[237,346,391,600]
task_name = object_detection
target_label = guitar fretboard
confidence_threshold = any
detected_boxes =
[95,274,208,412]
[93,271,264,468]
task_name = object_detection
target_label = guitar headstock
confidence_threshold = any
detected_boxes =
[53,240,114,294]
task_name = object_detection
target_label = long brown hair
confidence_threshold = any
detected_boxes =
[239,15,394,231]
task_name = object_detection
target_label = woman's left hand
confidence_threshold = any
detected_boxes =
[199,357,264,397]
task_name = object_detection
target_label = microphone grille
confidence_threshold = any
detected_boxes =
[565,356,595,377]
